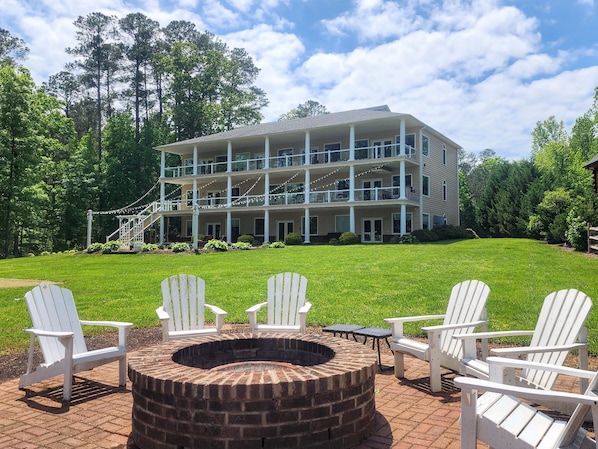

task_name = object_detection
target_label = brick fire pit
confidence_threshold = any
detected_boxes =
[128,332,377,449]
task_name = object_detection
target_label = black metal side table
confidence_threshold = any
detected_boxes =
[352,327,393,371]
[322,324,364,341]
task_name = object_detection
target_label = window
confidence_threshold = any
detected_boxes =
[184,158,194,175]
[336,179,349,199]
[442,144,447,165]
[443,180,447,201]
[422,175,430,197]
[234,152,250,171]
[185,219,193,237]
[336,215,350,232]
[396,134,415,155]
[207,191,221,206]
[301,216,318,235]
[392,174,412,197]
[277,148,293,167]
[392,212,412,234]
[186,189,199,207]
[422,213,430,230]
[325,142,342,162]
[422,135,430,157]
[215,154,227,172]
[354,139,369,160]
[255,218,265,236]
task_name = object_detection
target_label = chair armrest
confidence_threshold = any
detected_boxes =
[421,319,487,333]
[156,306,170,321]
[454,375,598,406]
[246,302,268,329]
[452,330,535,341]
[485,356,596,383]
[23,328,74,339]
[490,342,588,357]
[205,304,227,332]
[384,314,445,337]
[298,301,312,315]
[79,320,132,348]
[79,320,133,329]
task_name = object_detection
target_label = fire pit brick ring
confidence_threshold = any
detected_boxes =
[128,332,378,449]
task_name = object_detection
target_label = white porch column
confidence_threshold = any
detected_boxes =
[401,204,407,235]
[265,173,270,206]
[226,141,232,172]
[349,125,355,161]
[400,119,406,156]
[159,150,166,244]
[192,178,199,249]
[227,176,232,207]
[193,145,198,174]
[349,206,355,233]
[264,137,270,169]
[264,210,270,243]
[304,169,310,204]
[305,131,310,165]
[349,166,355,202]
[86,210,93,247]
[304,208,310,243]
[400,161,406,199]
[226,211,232,244]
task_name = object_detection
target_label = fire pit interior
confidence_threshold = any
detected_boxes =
[128,332,378,449]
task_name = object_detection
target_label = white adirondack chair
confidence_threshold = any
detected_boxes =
[384,280,490,392]
[455,289,592,398]
[156,274,227,342]
[18,283,132,401]
[246,272,312,333]
[455,356,598,449]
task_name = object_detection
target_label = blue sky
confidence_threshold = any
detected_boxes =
[2,0,597,160]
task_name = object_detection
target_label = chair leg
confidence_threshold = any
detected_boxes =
[393,351,405,378]
[429,360,441,392]
[119,357,127,386]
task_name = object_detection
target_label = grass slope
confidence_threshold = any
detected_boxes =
[1,238,597,356]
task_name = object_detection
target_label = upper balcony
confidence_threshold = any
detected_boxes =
[163,143,417,179]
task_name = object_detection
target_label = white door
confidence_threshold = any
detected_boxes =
[362,218,383,243]
[277,221,294,241]
[363,179,382,201]
[206,223,221,239]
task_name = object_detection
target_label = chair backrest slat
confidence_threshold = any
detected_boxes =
[267,272,307,327]
[441,280,490,358]
[24,283,87,364]
[525,289,592,390]
[161,275,206,332]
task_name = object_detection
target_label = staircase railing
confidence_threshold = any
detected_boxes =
[106,202,161,247]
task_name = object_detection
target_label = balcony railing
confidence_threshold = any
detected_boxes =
[160,186,419,211]
[163,143,416,178]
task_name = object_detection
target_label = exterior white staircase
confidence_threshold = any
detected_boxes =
[106,202,161,248]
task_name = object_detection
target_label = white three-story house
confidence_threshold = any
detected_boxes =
[153,105,461,247]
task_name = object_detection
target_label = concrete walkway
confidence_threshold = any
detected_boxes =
[3,336,592,449]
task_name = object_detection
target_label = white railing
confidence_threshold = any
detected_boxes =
[158,186,419,211]
[163,144,417,178]
[106,202,161,246]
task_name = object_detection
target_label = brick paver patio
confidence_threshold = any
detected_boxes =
[0,341,479,449]
[6,330,594,449]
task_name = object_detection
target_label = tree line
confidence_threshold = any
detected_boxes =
[459,93,598,250]
[0,13,267,257]
[1,14,597,258]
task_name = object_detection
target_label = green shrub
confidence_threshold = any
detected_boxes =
[566,211,588,251]
[86,242,104,253]
[102,241,122,254]
[142,243,159,252]
[329,238,339,245]
[411,229,438,242]
[197,233,205,242]
[339,231,359,245]
[172,242,191,253]
[231,242,252,250]
[269,241,286,248]
[389,235,401,244]
[284,232,302,245]
[40,251,51,256]
[237,234,255,245]
[400,234,418,244]
[204,239,228,251]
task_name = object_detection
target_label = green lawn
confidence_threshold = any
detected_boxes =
[1,238,597,356]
